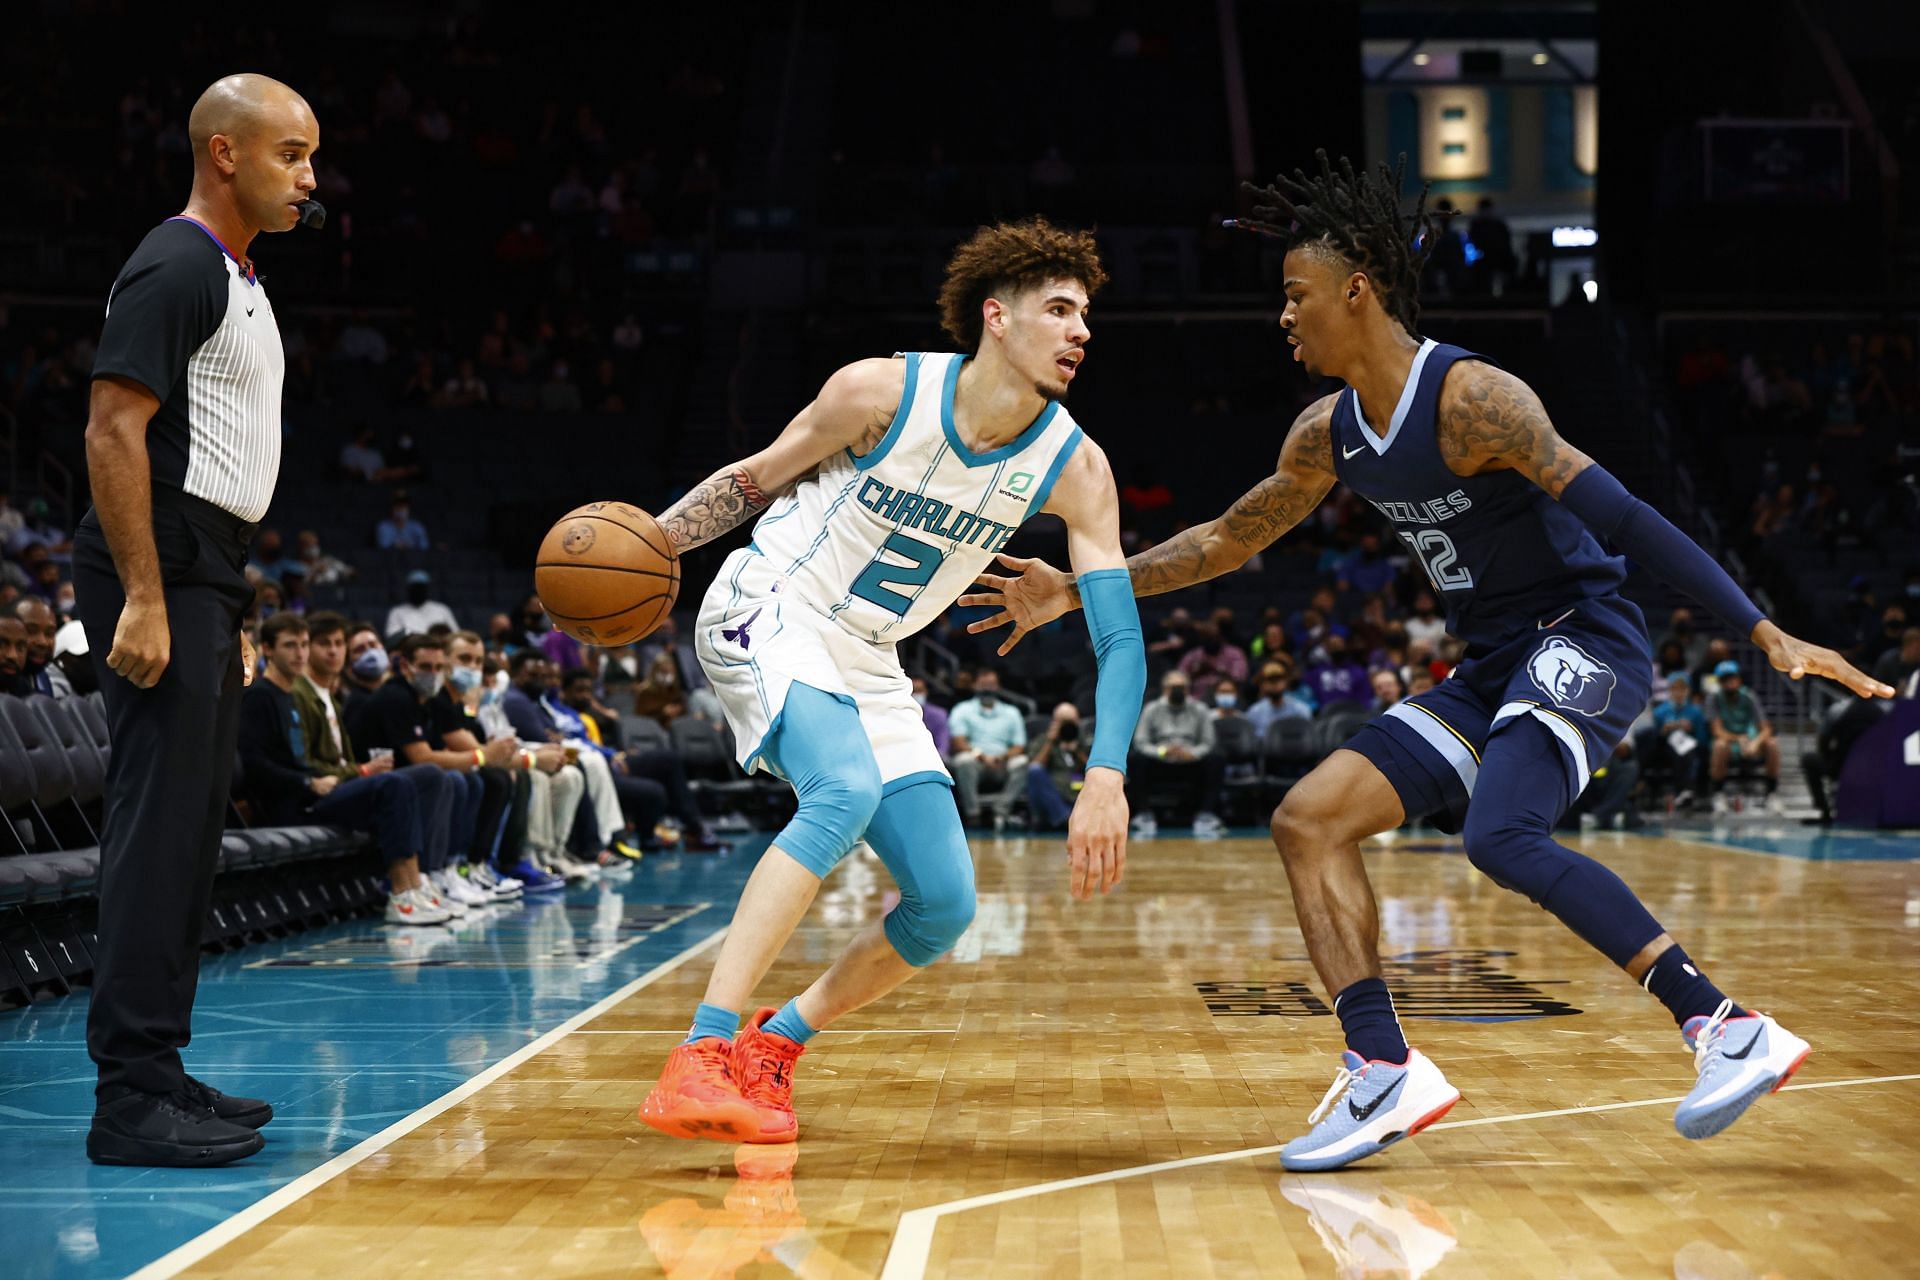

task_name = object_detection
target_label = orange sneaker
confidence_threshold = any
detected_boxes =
[732,1007,805,1144]
[639,1039,764,1142]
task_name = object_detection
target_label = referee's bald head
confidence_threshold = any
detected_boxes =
[187,73,319,233]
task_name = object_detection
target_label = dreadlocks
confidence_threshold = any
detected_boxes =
[1232,150,1445,339]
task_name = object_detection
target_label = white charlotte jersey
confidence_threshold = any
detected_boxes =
[748,351,1086,644]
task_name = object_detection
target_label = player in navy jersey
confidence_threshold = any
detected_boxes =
[966,153,1895,1171]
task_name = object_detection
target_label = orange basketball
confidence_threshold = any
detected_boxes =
[534,501,679,647]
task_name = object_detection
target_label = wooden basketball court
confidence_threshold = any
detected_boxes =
[146,830,1920,1279]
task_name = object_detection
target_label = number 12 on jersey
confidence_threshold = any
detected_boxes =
[1399,528,1474,591]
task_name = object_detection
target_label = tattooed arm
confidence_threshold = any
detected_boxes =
[656,357,906,552]
[1437,361,1895,699]
[1434,360,1593,494]
[961,396,1338,653]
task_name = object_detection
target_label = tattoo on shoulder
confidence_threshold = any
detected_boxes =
[659,466,770,551]
[1438,365,1586,496]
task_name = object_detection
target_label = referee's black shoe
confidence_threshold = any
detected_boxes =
[87,1088,266,1167]
[182,1074,275,1128]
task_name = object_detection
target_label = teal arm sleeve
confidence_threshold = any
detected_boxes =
[1079,568,1146,775]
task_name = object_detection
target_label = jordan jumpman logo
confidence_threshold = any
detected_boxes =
[722,607,764,649]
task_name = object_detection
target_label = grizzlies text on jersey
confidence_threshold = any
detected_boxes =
[1330,339,1625,650]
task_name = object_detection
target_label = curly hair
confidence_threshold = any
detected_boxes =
[937,218,1108,351]
[1231,150,1446,338]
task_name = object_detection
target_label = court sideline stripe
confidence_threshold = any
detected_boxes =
[125,926,731,1280]
[879,1071,1920,1280]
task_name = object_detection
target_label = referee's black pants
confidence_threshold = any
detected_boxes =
[72,491,255,1101]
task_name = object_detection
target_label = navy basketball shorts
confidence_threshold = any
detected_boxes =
[1345,596,1652,832]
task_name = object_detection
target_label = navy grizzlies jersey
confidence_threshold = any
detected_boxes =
[1330,339,1625,649]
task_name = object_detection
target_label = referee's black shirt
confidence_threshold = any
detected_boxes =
[91,216,284,523]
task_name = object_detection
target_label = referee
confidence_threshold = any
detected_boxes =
[75,74,319,1167]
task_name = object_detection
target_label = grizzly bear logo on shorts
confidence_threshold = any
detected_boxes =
[1526,635,1617,718]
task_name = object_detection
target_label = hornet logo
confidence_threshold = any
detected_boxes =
[721,606,763,650]
[1527,635,1617,718]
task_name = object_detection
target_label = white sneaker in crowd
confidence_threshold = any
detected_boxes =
[386,888,449,926]
[1193,811,1225,838]
[434,867,489,908]
[418,878,467,917]
[467,862,522,900]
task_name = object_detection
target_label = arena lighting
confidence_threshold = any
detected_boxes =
[1552,225,1599,248]
[1582,279,1600,302]
[1412,52,1431,66]
[1532,52,1551,66]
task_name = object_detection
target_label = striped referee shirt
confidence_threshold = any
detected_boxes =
[91,216,284,522]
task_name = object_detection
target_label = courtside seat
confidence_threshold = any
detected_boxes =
[26,697,105,807]
[0,696,76,811]
[0,848,99,906]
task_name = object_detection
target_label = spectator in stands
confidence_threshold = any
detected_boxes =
[1654,639,1689,681]
[376,493,430,550]
[48,619,93,697]
[1131,670,1224,837]
[1873,626,1920,692]
[558,666,716,849]
[1404,591,1446,650]
[632,650,688,727]
[350,634,529,900]
[293,530,354,586]
[638,616,709,697]
[339,425,391,482]
[14,596,57,696]
[28,554,64,603]
[912,674,949,755]
[1707,661,1782,814]
[1145,606,1194,674]
[1407,669,1437,697]
[1369,668,1405,713]
[385,570,457,638]
[1025,701,1088,832]
[1802,693,1892,824]
[247,528,290,582]
[343,624,390,715]
[1303,634,1370,707]
[1657,608,1708,672]
[1211,676,1242,715]
[502,651,651,862]
[1693,637,1733,693]
[241,613,451,925]
[0,614,29,694]
[0,492,23,546]
[436,358,489,409]
[1338,531,1397,598]
[539,360,583,413]
[8,497,70,558]
[1248,621,1288,664]
[1750,484,1796,540]
[1247,659,1314,736]
[947,667,1028,828]
[1468,197,1516,295]
[1176,620,1247,704]
[1645,673,1709,806]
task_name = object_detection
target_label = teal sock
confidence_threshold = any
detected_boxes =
[685,1002,740,1044]
[763,998,816,1045]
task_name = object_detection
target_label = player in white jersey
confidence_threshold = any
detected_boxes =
[638,220,1150,1143]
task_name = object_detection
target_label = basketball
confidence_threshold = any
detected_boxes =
[533,501,679,647]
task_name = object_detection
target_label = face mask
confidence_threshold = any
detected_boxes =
[1167,688,1187,705]
[1215,693,1237,710]
[448,666,481,694]
[978,691,998,707]
[392,507,410,523]
[407,584,430,605]
[1907,584,1920,599]
[616,655,638,677]
[912,692,927,707]
[409,670,444,699]
[1265,686,1286,701]
[479,685,503,708]
[351,648,389,680]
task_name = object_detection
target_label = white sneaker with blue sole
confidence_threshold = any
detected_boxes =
[1674,999,1811,1140]
[1280,1049,1461,1172]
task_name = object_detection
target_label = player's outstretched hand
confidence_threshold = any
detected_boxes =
[1065,768,1128,901]
[1753,620,1896,699]
[959,554,1074,656]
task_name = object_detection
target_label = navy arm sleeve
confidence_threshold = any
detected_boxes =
[1559,465,1765,638]
[92,223,226,402]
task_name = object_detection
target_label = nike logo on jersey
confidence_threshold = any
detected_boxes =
[1538,608,1576,630]
[246,306,255,317]
[721,606,763,650]
[1348,1074,1404,1123]
[1342,443,1368,460]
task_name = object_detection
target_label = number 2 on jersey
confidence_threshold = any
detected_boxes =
[849,532,946,615]
[1400,528,1474,591]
